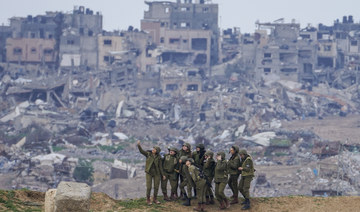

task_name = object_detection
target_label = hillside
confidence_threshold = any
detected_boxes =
[1,190,360,212]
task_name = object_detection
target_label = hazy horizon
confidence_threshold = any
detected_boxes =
[0,0,359,33]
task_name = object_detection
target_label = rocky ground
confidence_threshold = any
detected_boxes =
[1,189,360,212]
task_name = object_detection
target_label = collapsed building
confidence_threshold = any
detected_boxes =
[253,21,318,85]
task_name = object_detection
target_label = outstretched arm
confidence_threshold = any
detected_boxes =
[137,140,148,157]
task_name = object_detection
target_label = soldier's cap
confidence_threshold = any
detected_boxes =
[239,149,248,155]
[196,143,205,149]
[180,156,188,162]
[183,142,191,149]
[153,146,161,154]
[205,150,214,157]
[231,145,240,153]
[186,158,194,163]
[169,147,178,153]
[217,151,226,159]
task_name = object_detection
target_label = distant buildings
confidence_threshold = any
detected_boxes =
[1,2,360,89]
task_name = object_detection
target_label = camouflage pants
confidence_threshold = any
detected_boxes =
[228,174,240,197]
[215,182,227,202]
[238,176,253,199]
[146,173,161,197]
[161,172,178,195]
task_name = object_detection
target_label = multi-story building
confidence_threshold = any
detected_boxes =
[6,38,56,64]
[8,6,102,68]
[0,26,12,62]
[254,21,318,85]
[141,0,219,68]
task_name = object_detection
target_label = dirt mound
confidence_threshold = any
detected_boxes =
[1,189,360,211]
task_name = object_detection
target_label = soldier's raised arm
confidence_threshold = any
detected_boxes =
[137,140,149,157]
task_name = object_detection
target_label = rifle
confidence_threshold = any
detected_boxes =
[194,164,213,190]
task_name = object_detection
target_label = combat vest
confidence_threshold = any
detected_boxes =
[241,155,255,177]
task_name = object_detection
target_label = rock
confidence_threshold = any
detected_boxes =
[45,189,57,212]
[54,181,91,212]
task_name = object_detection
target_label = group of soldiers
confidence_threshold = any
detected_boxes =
[137,140,255,211]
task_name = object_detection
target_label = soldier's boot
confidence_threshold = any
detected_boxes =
[193,203,202,211]
[218,200,226,210]
[181,192,186,200]
[241,199,250,210]
[163,193,170,201]
[230,194,239,204]
[182,193,191,206]
[201,203,207,212]
[153,195,161,204]
[209,195,215,205]
[170,192,177,201]
[146,196,152,205]
[224,198,230,209]
[180,191,184,199]
[205,196,210,205]
[241,198,247,205]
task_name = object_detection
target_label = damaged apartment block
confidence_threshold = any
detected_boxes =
[141,0,219,73]
[254,21,318,85]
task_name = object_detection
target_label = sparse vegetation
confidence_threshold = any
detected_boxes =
[52,145,66,152]
[73,159,94,183]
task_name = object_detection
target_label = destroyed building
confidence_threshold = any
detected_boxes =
[6,38,56,65]
[7,6,102,69]
[253,21,318,85]
[0,26,12,62]
[59,6,103,70]
[141,0,219,70]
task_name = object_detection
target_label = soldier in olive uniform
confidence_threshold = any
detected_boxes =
[178,156,193,206]
[187,158,207,212]
[137,140,165,205]
[161,147,179,201]
[238,149,255,210]
[191,143,206,198]
[203,150,216,205]
[214,152,230,210]
[178,143,192,198]
[192,143,206,168]
[178,142,192,158]
[228,145,241,204]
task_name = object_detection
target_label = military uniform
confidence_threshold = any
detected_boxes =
[238,149,255,210]
[138,144,164,205]
[203,150,216,205]
[228,145,241,204]
[161,148,178,200]
[191,143,205,198]
[178,156,193,206]
[178,143,192,198]
[214,152,229,209]
[188,159,207,211]
[192,143,206,168]
[178,143,192,158]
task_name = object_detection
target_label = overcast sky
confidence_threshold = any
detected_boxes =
[0,0,359,33]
